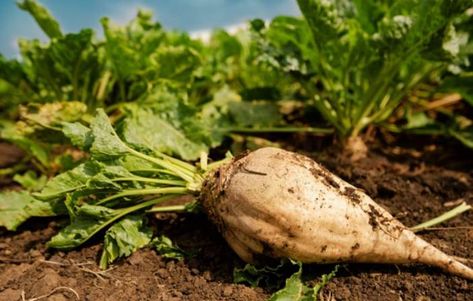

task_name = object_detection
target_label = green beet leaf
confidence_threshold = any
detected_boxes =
[233,260,297,289]
[48,204,118,249]
[48,196,172,250]
[90,109,130,159]
[268,265,309,301]
[0,190,61,231]
[19,102,87,132]
[101,12,164,82]
[122,104,208,161]
[312,265,339,299]
[17,0,63,39]
[153,45,201,83]
[151,235,187,260]
[268,263,339,301]
[13,171,47,192]
[61,121,93,150]
[99,215,153,269]
[34,161,101,201]
[295,0,472,138]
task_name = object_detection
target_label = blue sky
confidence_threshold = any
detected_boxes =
[0,0,299,58]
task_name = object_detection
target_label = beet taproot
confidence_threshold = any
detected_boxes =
[200,147,473,280]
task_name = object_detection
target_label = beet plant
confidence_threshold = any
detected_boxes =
[259,0,473,154]
[1,110,471,281]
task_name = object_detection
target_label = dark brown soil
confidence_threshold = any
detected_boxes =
[1,137,472,301]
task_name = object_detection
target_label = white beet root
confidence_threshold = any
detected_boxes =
[200,147,473,280]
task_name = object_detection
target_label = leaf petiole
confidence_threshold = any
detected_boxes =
[111,176,186,186]
[95,187,188,205]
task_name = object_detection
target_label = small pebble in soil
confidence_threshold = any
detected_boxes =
[157,268,168,279]
[29,249,42,258]
[172,291,183,298]
[223,287,233,297]
[194,277,206,287]
[127,253,144,265]
[203,270,212,281]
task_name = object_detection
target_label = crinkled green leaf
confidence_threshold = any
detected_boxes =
[13,171,47,192]
[99,215,153,269]
[269,264,339,301]
[0,190,60,231]
[17,0,63,39]
[101,10,204,101]
[233,260,295,289]
[87,173,121,191]
[19,102,87,131]
[48,196,172,251]
[153,45,201,82]
[61,121,93,150]
[120,155,156,172]
[48,204,118,249]
[268,263,309,301]
[90,109,130,159]
[17,28,105,108]
[151,235,187,260]
[34,161,101,201]
[122,105,208,161]
[98,162,136,179]
[14,102,88,145]
[101,12,164,80]
[312,265,339,298]
[295,0,472,136]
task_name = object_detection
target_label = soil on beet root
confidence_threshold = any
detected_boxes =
[0,136,472,301]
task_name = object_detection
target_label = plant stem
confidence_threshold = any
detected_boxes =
[76,195,178,248]
[129,168,180,177]
[112,176,186,186]
[410,202,472,233]
[127,147,195,183]
[157,152,197,173]
[0,163,27,176]
[95,187,188,205]
[95,71,111,107]
[206,157,232,172]
[146,204,189,213]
